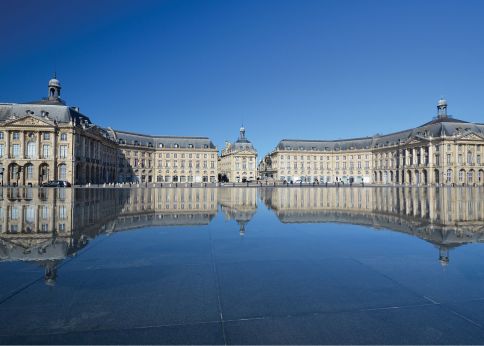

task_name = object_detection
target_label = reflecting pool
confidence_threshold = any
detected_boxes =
[1,187,483,344]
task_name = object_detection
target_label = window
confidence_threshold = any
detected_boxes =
[60,133,67,141]
[59,145,68,159]
[467,171,473,183]
[159,143,164,148]
[27,142,36,158]
[12,132,20,140]
[0,144,4,157]
[174,143,179,148]
[467,152,473,165]
[42,144,50,159]
[447,169,452,182]
[0,132,3,140]
[12,144,20,158]
[459,170,464,182]
[59,164,67,180]
[43,132,50,140]
[25,165,33,179]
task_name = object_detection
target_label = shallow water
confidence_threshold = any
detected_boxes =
[1,187,483,344]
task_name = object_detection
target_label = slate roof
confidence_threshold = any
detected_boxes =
[276,116,484,151]
[0,101,91,125]
[112,129,217,149]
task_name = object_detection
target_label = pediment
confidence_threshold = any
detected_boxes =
[4,115,55,127]
[404,137,427,146]
[235,150,257,156]
[455,132,484,141]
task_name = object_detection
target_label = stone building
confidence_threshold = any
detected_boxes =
[0,77,219,186]
[0,77,118,186]
[260,99,484,185]
[113,130,218,184]
[219,127,258,182]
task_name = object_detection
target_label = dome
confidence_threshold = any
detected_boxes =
[240,126,245,133]
[437,98,447,107]
[48,78,61,88]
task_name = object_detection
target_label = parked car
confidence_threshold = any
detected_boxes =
[41,180,72,187]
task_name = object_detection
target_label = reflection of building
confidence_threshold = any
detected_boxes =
[219,188,258,235]
[261,186,484,265]
[219,127,258,182]
[0,187,126,284]
[115,188,218,230]
[1,186,483,280]
[260,99,484,185]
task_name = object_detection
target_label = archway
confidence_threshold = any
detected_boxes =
[38,164,49,185]
[422,169,427,185]
[8,163,20,186]
[24,163,34,185]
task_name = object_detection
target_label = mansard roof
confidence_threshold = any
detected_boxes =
[112,129,217,149]
[0,102,91,126]
[276,116,484,152]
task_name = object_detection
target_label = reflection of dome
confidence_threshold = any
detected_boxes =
[437,98,447,107]
[48,78,61,88]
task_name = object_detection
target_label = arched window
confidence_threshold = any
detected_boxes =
[459,169,465,182]
[25,164,33,179]
[59,164,67,180]
[467,170,474,183]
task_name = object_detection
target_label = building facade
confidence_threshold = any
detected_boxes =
[0,77,118,186]
[113,130,218,183]
[0,77,218,186]
[219,127,258,182]
[260,99,484,185]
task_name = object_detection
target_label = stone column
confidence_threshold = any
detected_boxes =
[21,132,26,160]
[5,130,10,159]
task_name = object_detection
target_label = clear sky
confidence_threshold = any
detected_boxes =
[1,0,483,157]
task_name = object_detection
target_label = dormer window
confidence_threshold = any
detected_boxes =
[174,143,179,148]
[188,144,194,148]
[134,140,140,146]
[158,143,164,148]
[204,144,208,148]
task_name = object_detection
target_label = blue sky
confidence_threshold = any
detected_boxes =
[1,0,483,157]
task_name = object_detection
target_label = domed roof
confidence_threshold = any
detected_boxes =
[437,98,447,106]
[48,78,61,87]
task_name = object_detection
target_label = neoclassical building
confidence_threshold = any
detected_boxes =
[219,127,258,182]
[112,130,218,184]
[0,77,218,186]
[260,99,484,185]
[0,77,118,186]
